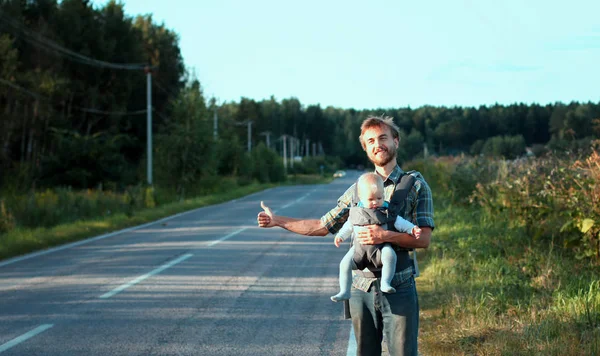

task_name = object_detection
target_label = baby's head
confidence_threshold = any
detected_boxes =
[356,173,385,208]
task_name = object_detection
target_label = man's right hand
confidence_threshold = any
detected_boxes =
[257,201,275,228]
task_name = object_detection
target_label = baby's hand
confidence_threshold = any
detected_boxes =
[412,226,422,239]
[334,236,344,247]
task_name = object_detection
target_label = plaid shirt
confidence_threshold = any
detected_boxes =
[321,164,435,291]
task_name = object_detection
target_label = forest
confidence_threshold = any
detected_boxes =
[1,0,599,194]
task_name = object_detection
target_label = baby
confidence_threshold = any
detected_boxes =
[331,172,421,302]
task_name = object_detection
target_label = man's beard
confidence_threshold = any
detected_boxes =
[368,146,397,167]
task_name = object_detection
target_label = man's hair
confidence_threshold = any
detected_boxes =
[357,172,384,200]
[359,114,401,150]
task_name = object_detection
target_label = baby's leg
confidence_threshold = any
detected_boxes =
[380,244,397,293]
[331,246,355,302]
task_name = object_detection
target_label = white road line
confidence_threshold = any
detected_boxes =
[99,253,193,299]
[346,325,357,356]
[99,187,316,298]
[275,189,315,212]
[0,324,53,353]
[206,228,247,247]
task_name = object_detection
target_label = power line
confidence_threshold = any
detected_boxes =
[152,108,169,121]
[79,107,147,116]
[0,77,147,116]
[0,10,153,71]
[0,77,41,99]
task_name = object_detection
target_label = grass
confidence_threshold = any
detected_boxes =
[0,174,332,261]
[416,195,600,355]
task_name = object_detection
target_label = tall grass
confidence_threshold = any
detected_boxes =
[406,150,600,355]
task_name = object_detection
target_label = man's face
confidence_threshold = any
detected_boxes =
[362,125,398,167]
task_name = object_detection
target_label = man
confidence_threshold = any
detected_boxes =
[257,115,434,356]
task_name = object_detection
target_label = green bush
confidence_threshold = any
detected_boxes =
[530,143,549,157]
[249,143,286,183]
[481,135,526,159]
[2,185,156,229]
[411,142,600,260]
[472,146,600,259]
[216,134,246,176]
[289,155,342,176]
[470,139,485,156]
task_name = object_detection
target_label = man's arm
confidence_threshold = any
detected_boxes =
[355,225,431,249]
[257,201,329,236]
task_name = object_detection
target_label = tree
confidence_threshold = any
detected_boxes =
[404,129,425,161]
[40,129,133,188]
[481,135,525,159]
[0,34,19,171]
[154,80,214,194]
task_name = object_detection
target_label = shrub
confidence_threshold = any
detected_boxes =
[470,143,600,259]
[249,143,285,183]
[410,141,600,260]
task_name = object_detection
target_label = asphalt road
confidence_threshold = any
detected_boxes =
[0,171,363,356]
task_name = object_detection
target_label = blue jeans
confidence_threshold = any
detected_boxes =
[349,276,419,356]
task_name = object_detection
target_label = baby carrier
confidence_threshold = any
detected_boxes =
[349,172,420,275]
[343,172,420,319]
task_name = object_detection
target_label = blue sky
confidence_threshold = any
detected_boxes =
[93,0,600,109]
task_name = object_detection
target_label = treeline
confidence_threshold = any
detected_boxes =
[1,0,599,194]
[0,0,184,189]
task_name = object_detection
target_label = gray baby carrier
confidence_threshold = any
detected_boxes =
[348,206,393,271]
[343,172,418,319]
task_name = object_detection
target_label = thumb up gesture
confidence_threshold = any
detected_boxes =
[257,201,275,228]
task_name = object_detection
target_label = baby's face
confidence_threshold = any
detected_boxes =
[359,189,384,209]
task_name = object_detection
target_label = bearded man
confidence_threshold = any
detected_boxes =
[257,115,435,356]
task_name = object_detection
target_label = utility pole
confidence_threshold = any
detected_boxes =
[145,66,153,185]
[260,131,271,149]
[234,120,253,152]
[212,98,218,140]
[282,135,288,174]
[305,139,309,158]
[290,137,294,169]
[247,121,252,152]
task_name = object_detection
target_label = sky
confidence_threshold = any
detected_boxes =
[92,0,600,110]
